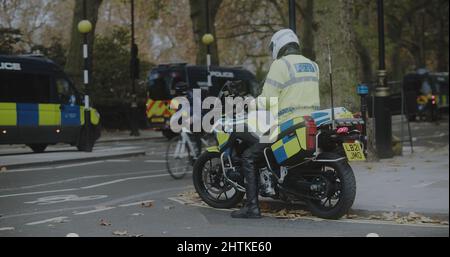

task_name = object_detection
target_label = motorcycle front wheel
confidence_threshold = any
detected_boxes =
[193,151,245,209]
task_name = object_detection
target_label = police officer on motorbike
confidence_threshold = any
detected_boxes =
[231,29,321,219]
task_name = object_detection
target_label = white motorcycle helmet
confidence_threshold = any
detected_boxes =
[269,29,300,60]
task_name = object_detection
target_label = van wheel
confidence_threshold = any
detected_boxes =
[77,127,95,152]
[28,144,48,153]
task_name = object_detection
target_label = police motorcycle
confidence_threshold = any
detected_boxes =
[193,81,364,219]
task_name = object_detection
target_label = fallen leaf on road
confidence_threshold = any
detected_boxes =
[419,216,440,224]
[395,217,409,224]
[345,214,358,219]
[99,219,111,226]
[113,230,128,236]
[381,212,398,221]
[368,215,382,220]
[407,212,422,219]
[141,201,153,208]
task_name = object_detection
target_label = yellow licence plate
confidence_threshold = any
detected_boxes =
[151,118,165,123]
[343,143,366,161]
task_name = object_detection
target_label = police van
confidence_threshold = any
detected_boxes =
[403,71,449,121]
[0,55,101,153]
[146,63,260,138]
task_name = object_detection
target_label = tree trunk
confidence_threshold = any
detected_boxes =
[65,0,103,88]
[437,17,449,71]
[189,0,222,65]
[298,0,316,60]
[313,0,363,112]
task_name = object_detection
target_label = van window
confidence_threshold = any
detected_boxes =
[56,77,77,105]
[148,72,171,100]
[0,71,51,103]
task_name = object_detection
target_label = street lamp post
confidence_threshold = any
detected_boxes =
[289,0,296,33]
[204,0,213,88]
[130,0,140,136]
[375,0,394,158]
[78,0,93,152]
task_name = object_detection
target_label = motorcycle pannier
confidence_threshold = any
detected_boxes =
[270,117,312,166]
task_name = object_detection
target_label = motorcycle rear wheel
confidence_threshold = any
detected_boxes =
[305,159,356,220]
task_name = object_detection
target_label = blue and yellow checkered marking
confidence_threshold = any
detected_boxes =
[271,118,307,164]
[0,103,17,126]
[17,103,39,126]
[0,102,100,127]
[61,105,81,126]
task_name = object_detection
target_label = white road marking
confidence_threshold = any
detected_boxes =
[6,161,105,173]
[106,160,131,163]
[55,161,105,169]
[119,200,154,207]
[25,194,108,205]
[5,167,55,173]
[26,216,69,226]
[81,172,191,189]
[0,169,169,192]
[0,227,15,231]
[144,160,167,163]
[0,188,77,198]
[0,168,180,198]
[74,207,116,215]
[0,186,193,220]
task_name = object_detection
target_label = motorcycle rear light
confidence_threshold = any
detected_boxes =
[304,116,317,150]
[337,127,349,134]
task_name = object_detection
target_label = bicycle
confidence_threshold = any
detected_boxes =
[166,128,214,179]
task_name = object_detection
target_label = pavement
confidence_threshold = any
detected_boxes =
[351,145,449,217]
[0,116,448,237]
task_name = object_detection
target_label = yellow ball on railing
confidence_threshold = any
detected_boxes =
[78,20,93,34]
[202,34,215,45]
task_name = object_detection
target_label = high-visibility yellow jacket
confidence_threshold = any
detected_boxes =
[257,55,321,124]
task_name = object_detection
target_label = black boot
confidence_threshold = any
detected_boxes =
[231,156,261,219]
